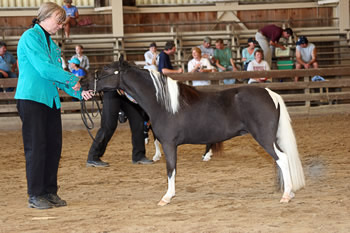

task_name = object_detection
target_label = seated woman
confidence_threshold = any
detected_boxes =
[188,47,216,86]
[242,38,258,71]
[144,42,159,71]
[247,49,271,84]
[63,0,79,39]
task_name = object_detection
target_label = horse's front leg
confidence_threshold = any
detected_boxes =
[158,143,177,206]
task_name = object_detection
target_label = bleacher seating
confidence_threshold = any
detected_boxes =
[1,2,350,130]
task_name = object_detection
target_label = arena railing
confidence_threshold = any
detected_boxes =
[1,67,350,118]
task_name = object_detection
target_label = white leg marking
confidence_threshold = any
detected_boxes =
[202,149,213,161]
[158,169,176,206]
[274,143,294,203]
[152,139,162,162]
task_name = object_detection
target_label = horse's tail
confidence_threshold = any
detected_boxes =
[266,88,305,192]
[211,142,223,156]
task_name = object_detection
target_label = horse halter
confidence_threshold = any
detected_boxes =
[80,69,120,142]
[93,69,119,94]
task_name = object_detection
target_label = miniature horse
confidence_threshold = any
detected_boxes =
[83,59,305,206]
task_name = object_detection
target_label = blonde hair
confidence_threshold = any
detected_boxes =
[192,47,202,55]
[37,2,66,25]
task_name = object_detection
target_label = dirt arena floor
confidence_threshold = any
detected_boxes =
[1,114,349,233]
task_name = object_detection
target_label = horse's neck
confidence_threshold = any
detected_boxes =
[121,72,160,116]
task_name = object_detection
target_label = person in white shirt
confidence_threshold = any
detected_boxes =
[295,36,318,82]
[144,42,159,71]
[247,49,271,84]
[188,47,216,86]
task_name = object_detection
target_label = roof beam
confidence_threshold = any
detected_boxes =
[123,2,330,14]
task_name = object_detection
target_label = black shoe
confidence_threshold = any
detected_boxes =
[28,196,53,209]
[86,159,109,167]
[43,193,67,207]
[132,157,154,165]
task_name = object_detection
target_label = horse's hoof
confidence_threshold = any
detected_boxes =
[280,191,295,203]
[202,156,211,161]
[280,197,290,203]
[158,199,169,206]
[152,156,160,162]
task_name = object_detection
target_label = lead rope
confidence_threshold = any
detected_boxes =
[80,96,102,142]
[80,70,102,142]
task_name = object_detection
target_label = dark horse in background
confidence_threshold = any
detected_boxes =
[82,58,305,206]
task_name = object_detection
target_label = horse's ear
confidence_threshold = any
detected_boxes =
[119,54,124,63]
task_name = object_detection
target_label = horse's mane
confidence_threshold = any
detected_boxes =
[105,60,200,114]
[148,69,200,114]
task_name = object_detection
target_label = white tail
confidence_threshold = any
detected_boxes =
[266,88,305,192]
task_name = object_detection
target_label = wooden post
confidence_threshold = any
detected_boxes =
[304,75,310,108]
[111,0,124,60]
[338,0,350,33]
[111,0,124,38]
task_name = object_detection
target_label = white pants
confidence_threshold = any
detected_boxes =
[255,32,273,68]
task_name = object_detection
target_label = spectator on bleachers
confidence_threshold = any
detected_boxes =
[198,36,216,65]
[214,38,237,84]
[158,41,183,74]
[144,42,159,71]
[68,57,86,80]
[0,41,17,92]
[69,44,89,71]
[241,38,258,71]
[188,47,216,86]
[63,0,79,39]
[255,24,293,68]
[295,36,318,82]
[247,49,271,84]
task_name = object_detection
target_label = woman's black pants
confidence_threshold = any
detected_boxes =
[17,99,62,197]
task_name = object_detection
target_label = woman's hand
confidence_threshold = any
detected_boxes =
[72,81,81,91]
[81,90,94,100]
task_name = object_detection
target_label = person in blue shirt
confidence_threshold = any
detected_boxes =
[158,41,183,74]
[0,41,17,92]
[68,57,86,79]
[15,2,93,210]
[63,0,79,39]
[241,38,258,71]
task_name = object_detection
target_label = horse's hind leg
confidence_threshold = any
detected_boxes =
[158,143,177,206]
[249,126,294,203]
[149,127,162,162]
[202,144,213,161]
[152,139,162,162]
[273,144,294,203]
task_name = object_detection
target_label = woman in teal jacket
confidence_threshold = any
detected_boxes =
[15,2,93,209]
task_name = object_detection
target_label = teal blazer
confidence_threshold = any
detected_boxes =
[15,24,82,109]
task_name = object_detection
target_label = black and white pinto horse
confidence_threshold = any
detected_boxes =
[85,59,305,206]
